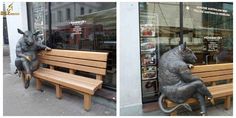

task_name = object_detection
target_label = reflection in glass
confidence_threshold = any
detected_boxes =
[28,2,116,90]
[183,2,233,64]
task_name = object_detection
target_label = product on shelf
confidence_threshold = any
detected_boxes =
[140,24,156,37]
[141,52,156,66]
[142,66,157,80]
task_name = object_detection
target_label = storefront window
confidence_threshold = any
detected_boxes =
[183,2,233,64]
[139,2,180,103]
[27,3,48,43]
[28,2,116,90]
[139,2,233,103]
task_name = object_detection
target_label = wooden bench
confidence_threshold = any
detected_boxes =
[164,63,233,115]
[33,49,108,111]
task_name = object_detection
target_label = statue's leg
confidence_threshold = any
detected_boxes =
[173,80,211,103]
[20,58,31,74]
[15,58,24,77]
[193,93,206,115]
[15,58,24,71]
[31,60,40,72]
[195,81,212,99]
[20,58,31,89]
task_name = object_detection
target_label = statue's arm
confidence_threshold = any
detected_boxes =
[36,43,51,51]
[178,65,202,83]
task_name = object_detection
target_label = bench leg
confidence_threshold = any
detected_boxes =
[96,75,103,89]
[36,78,42,91]
[224,96,231,110]
[84,94,92,111]
[56,84,62,99]
[98,84,102,89]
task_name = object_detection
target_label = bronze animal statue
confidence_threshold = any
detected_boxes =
[15,29,51,89]
[158,42,213,115]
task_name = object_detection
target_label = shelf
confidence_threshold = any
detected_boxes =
[140,35,158,38]
[140,10,159,103]
[141,64,157,66]
[142,93,159,103]
[141,50,156,54]
[143,92,159,97]
[140,36,158,39]
[142,78,157,81]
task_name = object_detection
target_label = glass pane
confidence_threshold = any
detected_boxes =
[183,2,233,64]
[28,2,116,90]
[139,2,180,103]
[50,2,116,90]
[29,2,48,44]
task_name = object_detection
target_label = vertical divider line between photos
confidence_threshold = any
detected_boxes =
[116,1,120,116]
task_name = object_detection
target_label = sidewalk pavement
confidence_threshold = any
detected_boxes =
[3,55,116,116]
[121,101,233,116]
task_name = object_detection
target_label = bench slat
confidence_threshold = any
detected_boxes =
[165,83,233,107]
[39,49,108,61]
[191,63,232,73]
[208,83,233,92]
[165,63,233,112]
[201,75,232,83]
[39,55,107,68]
[193,70,232,78]
[34,72,96,95]
[40,59,106,75]
[34,68,102,86]
[33,69,102,95]
[166,98,197,107]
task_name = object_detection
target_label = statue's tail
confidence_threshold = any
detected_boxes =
[158,93,192,113]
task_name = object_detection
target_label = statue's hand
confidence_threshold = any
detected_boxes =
[25,56,32,61]
[188,64,194,69]
[45,47,52,51]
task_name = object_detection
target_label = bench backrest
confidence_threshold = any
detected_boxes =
[38,49,108,78]
[191,63,233,84]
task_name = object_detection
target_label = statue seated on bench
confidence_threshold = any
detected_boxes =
[15,29,51,89]
[158,42,213,115]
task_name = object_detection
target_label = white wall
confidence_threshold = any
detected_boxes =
[6,2,28,72]
[120,2,142,109]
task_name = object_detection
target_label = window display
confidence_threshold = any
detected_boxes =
[139,3,160,103]
[140,24,156,37]
[139,2,232,104]
[183,2,233,65]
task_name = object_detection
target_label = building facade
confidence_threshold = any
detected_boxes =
[120,2,233,114]
[6,2,116,91]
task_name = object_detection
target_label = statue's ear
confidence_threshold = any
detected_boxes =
[33,31,40,36]
[17,29,25,35]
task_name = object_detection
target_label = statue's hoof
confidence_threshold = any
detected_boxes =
[25,74,32,80]
[17,71,22,77]
[188,64,194,69]
[14,69,18,74]
[24,79,30,89]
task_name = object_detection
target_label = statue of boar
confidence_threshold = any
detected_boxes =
[158,42,213,115]
[15,29,51,89]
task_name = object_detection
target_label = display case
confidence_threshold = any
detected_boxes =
[139,3,160,103]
